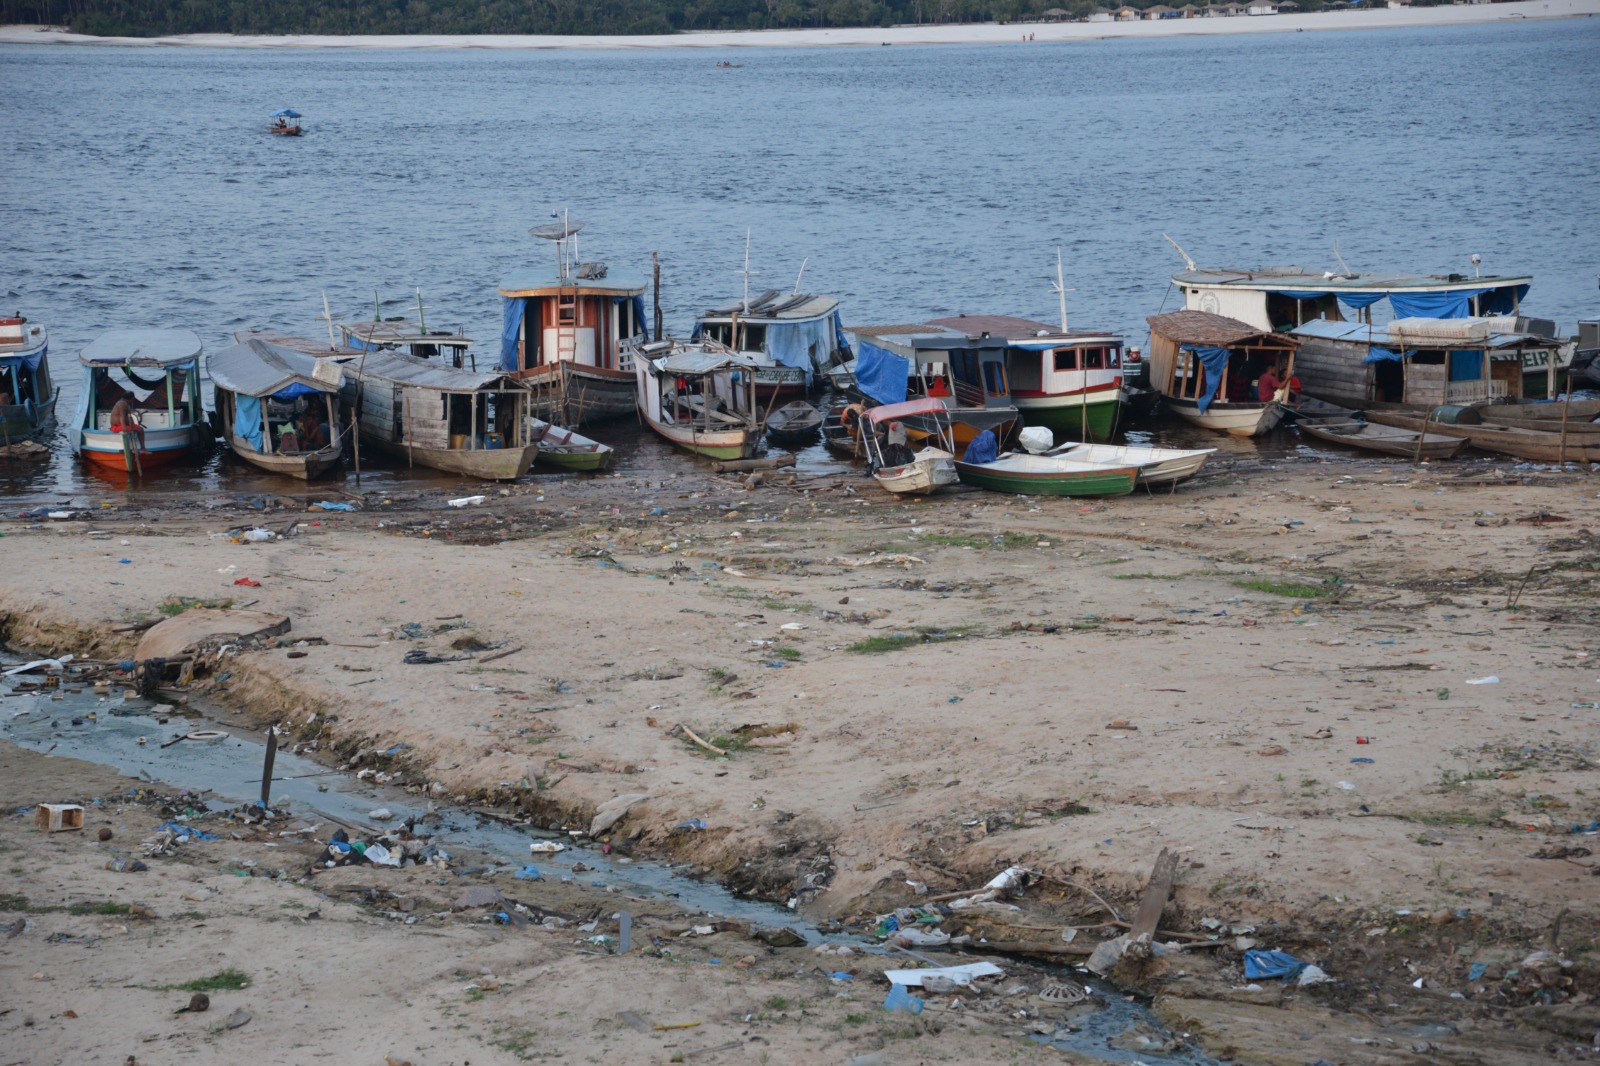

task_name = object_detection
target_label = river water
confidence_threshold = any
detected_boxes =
[2,20,1597,499]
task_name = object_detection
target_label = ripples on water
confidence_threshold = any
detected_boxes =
[2,20,1597,499]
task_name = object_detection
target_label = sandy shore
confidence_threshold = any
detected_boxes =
[3,453,1599,1062]
[3,0,1597,50]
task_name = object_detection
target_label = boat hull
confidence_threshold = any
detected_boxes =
[1013,389,1122,442]
[955,458,1138,497]
[516,363,637,427]
[643,416,757,460]
[1364,411,1600,463]
[225,434,343,479]
[873,450,957,494]
[1296,419,1467,460]
[0,390,57,438]
[1162,396,1282,437]
[1049,443,1214,484]
[79,426,202,471]
[367,438,537,480]
[752,365,808,400]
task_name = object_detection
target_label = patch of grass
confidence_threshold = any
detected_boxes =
[68,900,131,915]
[159,595,233,617]
[847,626,974,654]
[1406,809,1497,827]
[764,995,792,1011]
[774,647,801,661]
[1232,578,1334,599]
[843,1013,868,1025]
[918,533,986,549]
[1111,571,1169,581]
[171,969,251,992]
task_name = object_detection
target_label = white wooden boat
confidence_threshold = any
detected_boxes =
[1162,395,1283,436]
[0,314,55,440]
[209,339,345,479]
[861,398,957,495]
[1045,441,1215,484]
[632,339,761,460]
[1146,310,1299,437]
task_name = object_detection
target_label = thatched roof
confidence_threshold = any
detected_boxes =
[1146,310,1298,348]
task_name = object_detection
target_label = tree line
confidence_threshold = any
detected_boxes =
[1,0,1454,36]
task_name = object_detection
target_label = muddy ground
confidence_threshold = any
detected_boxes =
[3,452,1600,1064]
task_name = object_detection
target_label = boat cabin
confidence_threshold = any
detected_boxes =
[0,315,53,437]
[1289,317,1552,408]
[694,292,848,387]
[209,339,343,460]
[497,222,648,378]
[1147,310,1299,412]
[337,318,475,369]
[1172,266,1533,334]
[72,328,207,470]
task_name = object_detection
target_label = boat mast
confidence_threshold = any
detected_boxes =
[792,257,808,296]
[1051,248,1074,333]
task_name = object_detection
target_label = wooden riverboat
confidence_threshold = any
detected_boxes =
[1296,417,1467,460]
[209,339,345,479]
[1146,310,1299,437]
[72,329,210,474]
[1364,410,1600,463]
[632,339,761,461]
[765,401,824,447]
[0,315,55,441]
[528,417,613,472]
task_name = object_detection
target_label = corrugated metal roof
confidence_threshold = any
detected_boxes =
[80,328,203,367]
[701,293,839,323]
[1172,267,1531,293]
[1291,319,1552,350]
[498,266,647,298]
[1288,320,1381,342]
[927,315,1121,343]
[346,350,523,393]
[1147,310,1298,347]
[208,339,341,398]
[338,319,472,347]
[654,344,759,376]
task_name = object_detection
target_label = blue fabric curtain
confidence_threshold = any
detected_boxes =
[271,382,321,400]
[1267,290,1331,300]
[766,319,833,385]
[631,296,648,339]
[1480,284,1530,316]
[855,340,909,406]
[1335,292,1388,311]
[1183,345,1233,414]
[832,311,853,361]
[1362,346,1414,364]
[1389,289,1488,320]
[1448,350,1483,382]
[500,297,526,372]
[0,348,45,373]
[234,393,264,451]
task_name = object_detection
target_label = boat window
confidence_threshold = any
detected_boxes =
[739,325,766,352]
[1053,349,1078,371]
[1106,347,1121,369]
[1411,350,1445,365]
[703,324,731,346]
[1083,348,1104,369]
[983,361,1007,397]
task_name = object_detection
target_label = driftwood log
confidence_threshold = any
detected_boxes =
[712,455,796,474]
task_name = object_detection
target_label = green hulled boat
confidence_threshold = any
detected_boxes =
[954,453,1138,497]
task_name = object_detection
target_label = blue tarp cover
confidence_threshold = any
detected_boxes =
[765,317,833,385]
[1449,350,1483,381]
[1335,291,1387,311]
[855,340,910,406]
[832,312,852,361]
[964,429,998,465]
[1363,345,1413,364]
[0,346,46,372]
[1268,290,1331,300]
[1183,345,1233,414]
[500,297,525,372]
[1389,289,1488,320]
[235,393,265,451]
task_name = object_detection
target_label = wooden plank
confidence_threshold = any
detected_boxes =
[1129,848,1178,941]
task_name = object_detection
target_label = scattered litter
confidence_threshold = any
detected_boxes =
[35,804,85,832]
[232,577,261,587]
[528,841,566,854]
[447,496,487,508]
[1244,949,1307,981]
[882,962,1003,988]
[367,808,393,821]
[1337,781,1356,790]
[1350,757,1375,764]
[313,502,356,511]
[514,865,542,880]
[223,1006,252,1030]
[882,983,925,1014]
[1465,676,1500,685]
[1468,961,1488,981]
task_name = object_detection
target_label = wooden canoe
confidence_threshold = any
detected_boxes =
[1480,405,1600,436]
[1297,418,1467,460]
[1364,411,1600,463]
[765,401,824,446]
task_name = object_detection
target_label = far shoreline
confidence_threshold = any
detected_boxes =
[2,0,1597,51]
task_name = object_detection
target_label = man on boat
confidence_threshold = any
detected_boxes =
[108,396,146,453]
[1256,364,1281,404]
[297,408,331,451]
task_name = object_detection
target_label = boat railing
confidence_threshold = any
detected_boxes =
[952,380,985,407]
[1444,380,1509,404]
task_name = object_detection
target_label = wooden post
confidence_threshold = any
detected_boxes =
[1413,405,1438,465]
[404,391,414,467]
[652,252,663,343]
[1559,388,1573,465]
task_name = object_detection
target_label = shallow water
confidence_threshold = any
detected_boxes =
[1,20,1597,500]
[4,671,1217,1063]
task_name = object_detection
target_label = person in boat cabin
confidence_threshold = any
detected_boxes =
[927,376,951,398]
[1256,363,1281,403]
[297,407,330,451]
[1282,366,1301,404]
[108,396,146,451]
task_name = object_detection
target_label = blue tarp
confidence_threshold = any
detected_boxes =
[1183,345,1233,414]
[235,393,265,451]
[1449,350,1483,381]
[271,109,301,118]
[1389,288,1488,320]
[631,295,648,338]
[0,346,46,372]
[1481,284,1530,315]
[1268,290,1331,300]
[1363,345,1413,364]
[832,311,853,361]
[855,340,909,406]
[271,382,321,400]
[964,429,998,465]
[500,297,525,372]
[1335,291,1387,311]
[766,317,833,386]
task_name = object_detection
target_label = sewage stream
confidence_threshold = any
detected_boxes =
[2,668,1217,1065]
